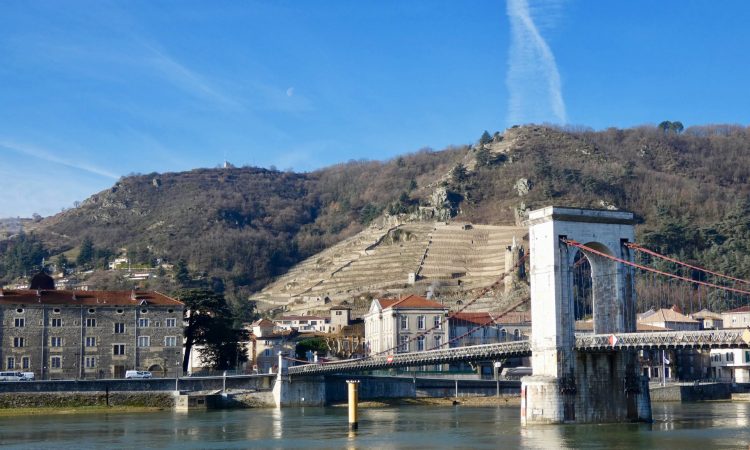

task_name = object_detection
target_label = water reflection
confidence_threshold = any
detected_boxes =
[0,403,750,448]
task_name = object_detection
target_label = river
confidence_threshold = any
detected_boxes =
[0,402,748,449]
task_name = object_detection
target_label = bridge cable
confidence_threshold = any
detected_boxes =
[626,242,750,286]
[564,239,750,297]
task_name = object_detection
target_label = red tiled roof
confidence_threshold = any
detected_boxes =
[251,318,275,327]
[378,295,446,310]
[278,315,327,321]
[449,311,531,325]
[725,306,750,314]
[0,289,183,307]
[640,308,697,324]
[575,320,669,332]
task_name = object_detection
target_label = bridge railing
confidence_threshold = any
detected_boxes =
[287,340,531,376]
[287,330,749,376]
[576,330,749,350]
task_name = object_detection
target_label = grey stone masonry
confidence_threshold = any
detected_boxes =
[0,289,184,379]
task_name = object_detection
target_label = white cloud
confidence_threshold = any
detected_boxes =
[506,0,567,125]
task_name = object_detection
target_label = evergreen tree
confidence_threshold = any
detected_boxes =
[478,130,492,146]
[176,288,247,372]
[76,237,94,267]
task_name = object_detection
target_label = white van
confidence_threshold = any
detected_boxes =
[0,371,25,381]
[125,370,152,379]
[21,372,35,381]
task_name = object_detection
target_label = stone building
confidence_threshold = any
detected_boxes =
[364,295,449,355]
[722,305,750,329]
[638,307,700,331]
[0,273,184,379]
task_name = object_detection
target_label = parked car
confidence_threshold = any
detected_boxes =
[0,371,25,381]
[21,372,35,381]
[125,370,152,379]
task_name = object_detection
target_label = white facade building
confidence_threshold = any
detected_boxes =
[274,315,331,333]
[709,348,750,382]
[364,295,448,355]
[722,306,750,329]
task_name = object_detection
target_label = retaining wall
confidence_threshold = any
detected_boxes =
[0,375,274,393]
[649,383,732,402]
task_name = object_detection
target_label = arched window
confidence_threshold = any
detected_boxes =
[501,329,507,341]
[513,329,520,341]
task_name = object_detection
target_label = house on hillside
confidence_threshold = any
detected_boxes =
[250,318,277,337]
[329,305,352,331]
[691,309,724,330]
[274,315,331,333]
[638,307,700,331]
[364,295,448,355]
[722,306,750,329]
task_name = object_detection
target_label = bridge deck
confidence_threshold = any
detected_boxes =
[287,330,749,376]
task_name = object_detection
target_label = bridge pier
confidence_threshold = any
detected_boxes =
[522,207,652,425]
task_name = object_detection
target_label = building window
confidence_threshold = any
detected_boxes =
[264,349,272,357]
[400,335,409,353]
[138,318,149,328]
[51,318,62,327]
[14,317,25,327]
[417,336,425,351]
[501,329,507,341]
[113,344,126,356]
[7,357,14,369]
[13,337,25,348]
[85,357,96,368]
[434,335,442,349]
[513,329,520,341]
[746,351,750,363]
[85,337,96,347]
[51,337,62,347]
[51,356,61,369]
[400,316,408,330]
[22,357,30,369]
[86,318,96,328]
[165,336,177,347]
[727,352,734,362]
[336,311,342,316]
[116,309,124,314]
[418,315,426,330]
[166,318,177,327]
[433,315,442,329]
[16,308,23,314]
[88,308,96,314]
[53,308,61,314]
[138,336,150,347]
[114,323,125,334]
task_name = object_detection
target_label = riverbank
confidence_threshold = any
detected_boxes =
[333,395,522,408]
[0,405,168,417]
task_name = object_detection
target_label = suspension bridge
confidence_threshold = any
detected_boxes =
[273,206,750,425]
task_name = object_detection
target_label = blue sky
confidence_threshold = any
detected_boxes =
[1,1,750,217]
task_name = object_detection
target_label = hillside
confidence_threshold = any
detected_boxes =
[2,124,750,310]
[251,221,525,315]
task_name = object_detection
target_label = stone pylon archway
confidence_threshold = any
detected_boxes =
[521,206,651,425]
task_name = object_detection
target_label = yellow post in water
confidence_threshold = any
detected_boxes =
[346,379,360,431]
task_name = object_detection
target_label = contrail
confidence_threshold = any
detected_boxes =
[0,140,119,179]
[506,0,567,125]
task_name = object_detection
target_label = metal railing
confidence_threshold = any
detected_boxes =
[288,330,749,376]
[576,330,749,350]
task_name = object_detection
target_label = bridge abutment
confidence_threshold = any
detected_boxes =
[521,207,652,425]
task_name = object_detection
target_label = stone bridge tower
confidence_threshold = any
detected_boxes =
[521,206,651,425]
